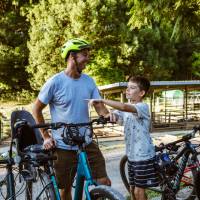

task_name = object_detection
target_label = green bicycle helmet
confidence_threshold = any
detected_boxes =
[61,38,91,60]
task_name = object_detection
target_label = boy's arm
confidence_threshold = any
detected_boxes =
[91,99,137,113]
[93,102,110,118]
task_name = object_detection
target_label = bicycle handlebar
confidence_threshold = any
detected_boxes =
[31,116,110,129]
[155,125,200,152]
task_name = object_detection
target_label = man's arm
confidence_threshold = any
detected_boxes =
[33,98,55,149]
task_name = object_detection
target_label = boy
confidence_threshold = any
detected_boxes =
[89,76,159,200]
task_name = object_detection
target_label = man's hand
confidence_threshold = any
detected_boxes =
[43,136,56,150]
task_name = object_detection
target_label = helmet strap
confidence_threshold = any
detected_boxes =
[72,53,82,74]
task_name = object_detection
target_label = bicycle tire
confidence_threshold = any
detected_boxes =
[119,155,130,193]
[90,185,125,200]
[194,169,200,199]
[25,170,56,200]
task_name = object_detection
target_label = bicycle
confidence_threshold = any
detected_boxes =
[0,110,60,200]
[119,125,200,200]
[14,110,61,200]
[29,116,125,200]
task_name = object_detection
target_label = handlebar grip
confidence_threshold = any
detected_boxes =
[31,122,64,129]
[31,123,52,129]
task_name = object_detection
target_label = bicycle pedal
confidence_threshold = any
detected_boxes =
[21,169,35,181]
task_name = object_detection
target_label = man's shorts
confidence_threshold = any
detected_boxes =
[53,141,108,189]
[127,157,159,188]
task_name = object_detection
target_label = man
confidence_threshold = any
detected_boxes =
[33,38,111,200]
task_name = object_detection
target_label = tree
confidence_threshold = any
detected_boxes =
[126,0,200,80]
[26,0,131,89]
[0,0,32,97]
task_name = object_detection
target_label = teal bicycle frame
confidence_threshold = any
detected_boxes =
[46,150,98,200]
[50,149,98,200]
[74,150,98,200]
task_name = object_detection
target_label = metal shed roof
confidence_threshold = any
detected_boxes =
[99,80,200,94]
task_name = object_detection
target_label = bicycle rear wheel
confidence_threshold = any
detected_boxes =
[25,169,56,200]
[176,168,200,200]
[90,185,125,200]
[119,154,199,200]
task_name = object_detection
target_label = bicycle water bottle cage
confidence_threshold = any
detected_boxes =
[62,125,87,146]
[161,153,178,176]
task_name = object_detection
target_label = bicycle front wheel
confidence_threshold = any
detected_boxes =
[25,170,56,200]
[90,185,125,200]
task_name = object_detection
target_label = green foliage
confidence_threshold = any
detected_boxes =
[87,48,125,85]
[192,51,200,78]
[0,89,36,103]
[26,0,131,89]
[0,0,31,99]
[127,0,200,41]
[126,0,200,80]
[26,0,73,90]
[0,0,200,101]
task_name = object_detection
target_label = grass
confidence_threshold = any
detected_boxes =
[126,189,161,200]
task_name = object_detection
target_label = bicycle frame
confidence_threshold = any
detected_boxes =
[50,173,61,199]
[142,142,199,195]
[45,148,99,200]
[172,149,190,191]
[172,143,200,188]
[44,160,61,200]
[74,150,97,200]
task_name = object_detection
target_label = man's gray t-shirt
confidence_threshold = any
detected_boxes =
[115,102,155,161]
[38,71,101,150]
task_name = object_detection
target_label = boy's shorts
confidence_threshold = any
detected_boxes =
[53,141,108,189]
[128,157,159,188]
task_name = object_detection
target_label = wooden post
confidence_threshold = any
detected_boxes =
[164,90,167,123]
[0,117,1,142]
[150,90,154,131]
[120,91,125,103]
[185,86,188,120]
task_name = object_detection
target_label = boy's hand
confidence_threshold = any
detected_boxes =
[109,112,118,122]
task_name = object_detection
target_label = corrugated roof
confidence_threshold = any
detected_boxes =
[99,80,200,93]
